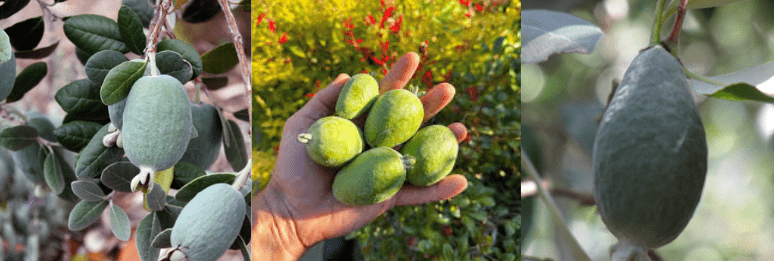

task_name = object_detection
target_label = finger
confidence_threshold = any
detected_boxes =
[295,74,350,121]
[380,52,420,93]
[392,174,468,206]
[448,122,467,143]
[420,83,455,122]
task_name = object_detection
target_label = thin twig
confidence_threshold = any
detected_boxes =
[146,0,174,55]
[666,0,689,46]
[216,0,252,149]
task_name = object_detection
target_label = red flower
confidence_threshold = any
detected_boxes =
[380,40,390,52]
[363,69,367,74]
[389,14,402,34]
[344,17,355,29]
[444,70,453,82]
[305,93,315,98]
[475,3,483,12]
[380,0,386,8]
[466,86,478,102]
[278,33,288,44]
[268,19,276,33]
[371,56,384,66]
[465,12,472,18]
[422,70,433,87]
[356,38,363,44]
[381,68,388,75]
[366,14,376,25]
[256,13,266,26]
[458,0,471,6]
[380,6,394,29]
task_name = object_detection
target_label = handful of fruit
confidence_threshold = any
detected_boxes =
[299,74,459,206]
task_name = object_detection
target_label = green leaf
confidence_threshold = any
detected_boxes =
[75,47,91,65]
[75,124,124,178]
[707,83,774,103]
[171,161,206,189]
[174,173,236,202]
[100,61,146,105]
[0,0,30,20]
[117,5,146,55]
[109,203,131,241]
[6,62,47,102]
[223,119,247,171]
[14,41,60,59]
[442,243,454,259]
[144,182,166,211]
[157,39,202,80]
[233,108,249,122]
[67,199,108,231]
[85,50,130,85]
[201,42,239,74]
[63,14,129,55]
[55,79,108,117]
[0,27,12,62]
[0,125,38,151]
[237,236,250,261]
[136,212,161,261]
[182,0,220,23]
[151,228,172,248]
[4,16,44,51]
[101,161,139,192]
[121,0,153,28]
[202,76,228,90]
[43,149,66,194]
[155,50,193,84]
[54,121,104,152]
[71,180,107,202]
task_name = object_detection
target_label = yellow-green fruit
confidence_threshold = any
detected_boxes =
[335,73,379,119]
[0,28,16,102]
[122,75,193,177]
[299,116,363,168]
[365,89,424,148]
[400,125,458,186]
[179,102,222,170]
[169,183,245,261]
[332,147,410,206]
[593,45,707,250]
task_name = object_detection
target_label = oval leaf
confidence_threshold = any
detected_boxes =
[136,212,161,261]
[100,60,146,105]
[5,16,44,51]
[707,83,774,103]
[121,0,153,28]
[85,50,130,85]
[522,10,603,64]
[15,41,60,59]
[692,61,774,103]
[71,180,106,202]
[101,161,140,192]
[43,150,65,194]
[0,125,38,151]
[109,203,131,241]
[0,0,30,20]
[202,76,228,90]
[151,228,172,248]
[174,173,237,202]
[233,108,249,122]
[201,42,239,74]
[182,0,220,23]
[171,161,206,189]
[6,62,47,102]
[54,120,103,152]
[144,182,166,212]
[223,119,247,171]
[155,50,193,84]
[75,124,124,178]
[68,199,108,231]
[157,39,202,80]
[63,14,129,55]
[117,5,146,55]
[55,79,108,116]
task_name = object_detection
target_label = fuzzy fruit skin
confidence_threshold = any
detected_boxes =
[0,28,15,102]
[170,183,246,261]
[178,102,222,170]
[365,89,424,148]
[122,75,193,173]
[302,116,364,167]
[400,125,458,186]
[593,45,707,249]
[332,147,406,206]
[335,73,379,119]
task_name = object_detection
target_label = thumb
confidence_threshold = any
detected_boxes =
[392,174,468,206]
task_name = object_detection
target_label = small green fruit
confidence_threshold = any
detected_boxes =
[332,147,411,206]
[169,183,246,261]
[335,73,379,119]
[298,116,364,168]
[400,125,458,186]
[365,89,424,148]
[178,102,223,170]
[0,28,15,102]
[593,45,707,249]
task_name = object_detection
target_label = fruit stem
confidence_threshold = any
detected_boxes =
[297,133,312,144]
[649,0,669,46]
[148,51,159,77]
[232,158,252,191]
[684,68,727,88]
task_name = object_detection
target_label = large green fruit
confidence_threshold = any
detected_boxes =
[168,183,246,261]
[593,45,707,251]
[0,28,15,102]
[122,75,193,177]
[178,102,222,170]
[400,125,458,186]
[299,116,364,168]
[332,147,410,206]
[364,89,424,148]
[335,73,379,119]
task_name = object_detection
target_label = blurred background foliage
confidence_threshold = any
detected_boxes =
[522,0,774,260]
[251,0,520,259]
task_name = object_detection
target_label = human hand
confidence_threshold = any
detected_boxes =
[253,52,468,260]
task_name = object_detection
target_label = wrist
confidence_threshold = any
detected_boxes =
[252,185,307,261]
